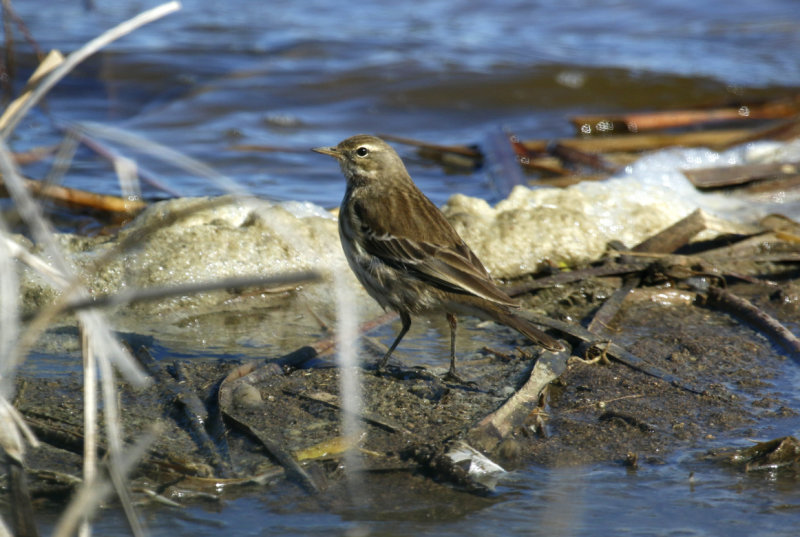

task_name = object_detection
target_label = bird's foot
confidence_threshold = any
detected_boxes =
[442,369,479,388]
[372,355,393,376]
[376,363,439,383]
[573,340,612,365]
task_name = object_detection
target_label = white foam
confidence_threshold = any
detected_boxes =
[444,140,800,277]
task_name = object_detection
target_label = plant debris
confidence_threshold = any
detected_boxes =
[9,212,800,506]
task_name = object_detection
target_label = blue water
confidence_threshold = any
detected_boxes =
[7,1,800,535]
[9,0,800,207]
[36,455,800,536]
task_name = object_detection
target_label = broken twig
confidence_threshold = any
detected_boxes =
[704,285,800,357]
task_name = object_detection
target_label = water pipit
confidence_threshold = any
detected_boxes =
[313,135,564,382]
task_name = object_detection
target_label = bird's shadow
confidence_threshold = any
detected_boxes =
[368,362,485,393]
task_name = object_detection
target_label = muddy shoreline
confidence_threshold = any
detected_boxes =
[9,250,800,511]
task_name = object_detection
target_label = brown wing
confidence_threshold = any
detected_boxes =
[352,188,517,307]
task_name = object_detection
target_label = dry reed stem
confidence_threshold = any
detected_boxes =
[0,1,181,138]
[51,425,161,537]
[0,3,182,534]
[0,49,64,132]
[74,121,249,197]
[79,324,96,537]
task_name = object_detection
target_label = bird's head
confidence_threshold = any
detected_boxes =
[313,134,409,186]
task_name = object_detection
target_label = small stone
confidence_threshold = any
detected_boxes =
[232,382,262,408]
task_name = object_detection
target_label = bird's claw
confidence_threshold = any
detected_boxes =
[443,369,479,388]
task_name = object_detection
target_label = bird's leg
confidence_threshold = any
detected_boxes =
[443,314,478,386]
[446,313,458,376]
[441,312,466,383]
[376,311,411,372]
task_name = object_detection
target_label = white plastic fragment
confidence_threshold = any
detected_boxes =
[446,441,507,489]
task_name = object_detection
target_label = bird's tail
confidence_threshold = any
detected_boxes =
[492,308,565,352]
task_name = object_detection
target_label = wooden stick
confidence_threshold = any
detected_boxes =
[522,129,753,154]
[570,96,800,133]
[721,117,800,147]
[683,161,800,189]
[519,311,705,395]
[468,351,568,448]
[550,142,617,172]
[504,262,646,297]
[0,175,147,213]
[587,210,709,335]
[214,311,399,489]
[705,285,800,357]
[12,145,57,165]
[632,209,709,253]
[133,347,234,478]
[378,133,481,158]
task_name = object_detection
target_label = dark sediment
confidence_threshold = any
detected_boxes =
[9,257,800,510]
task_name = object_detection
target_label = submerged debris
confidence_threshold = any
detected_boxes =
[709,436,800,472]
[10,211,800,504]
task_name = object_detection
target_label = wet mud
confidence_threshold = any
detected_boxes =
[9,258,800,510]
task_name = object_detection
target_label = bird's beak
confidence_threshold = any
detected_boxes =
[312,146,340,158]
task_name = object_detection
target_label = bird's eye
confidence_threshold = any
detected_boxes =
[355,147,369,157]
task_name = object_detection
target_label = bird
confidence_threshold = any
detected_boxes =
[313,134,564,382]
